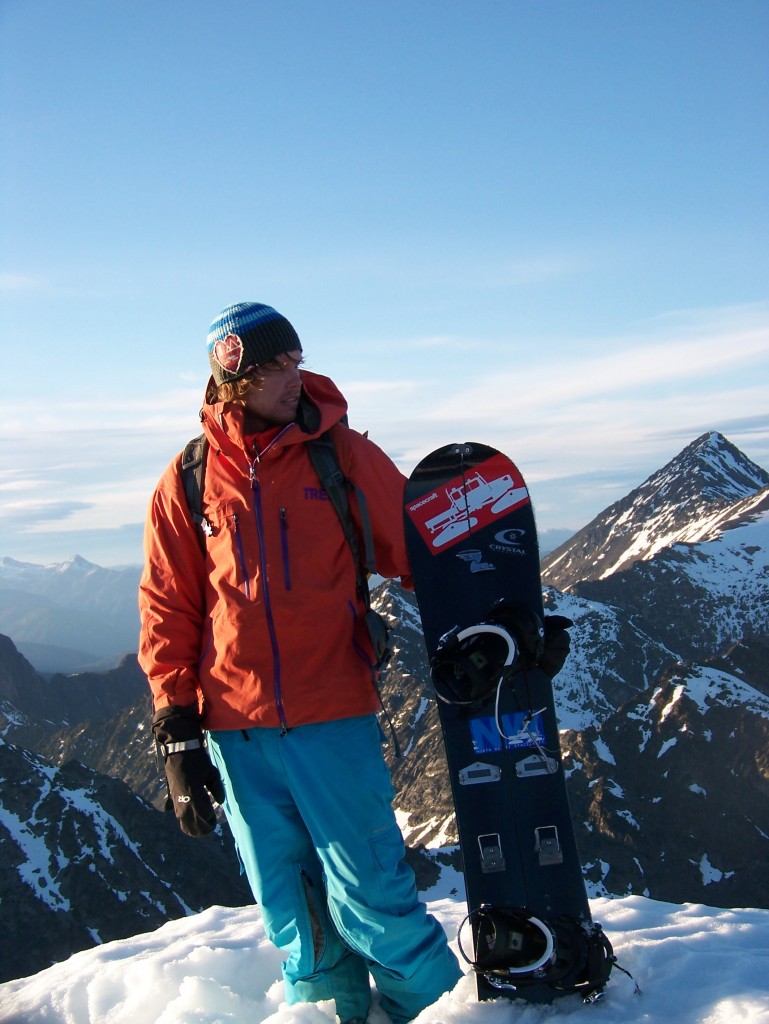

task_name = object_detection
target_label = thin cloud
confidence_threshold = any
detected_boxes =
[0,271,43,291]
[0,388,205,439]
[342,381,416,397]
[0,499,93,530]
[427,314,769,422]
[500,253,588,285]
[652,413,769,441]
[1,304,766,559]
[367,304,769,507]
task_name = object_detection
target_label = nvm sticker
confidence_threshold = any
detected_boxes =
[470,713,544,754]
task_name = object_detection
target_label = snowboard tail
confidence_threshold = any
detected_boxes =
[404,442,614,1004]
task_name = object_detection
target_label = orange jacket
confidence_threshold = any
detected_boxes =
[138,370,411,731]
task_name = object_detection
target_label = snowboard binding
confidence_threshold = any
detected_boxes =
[458,904,616,1003]
[430,600,544,708]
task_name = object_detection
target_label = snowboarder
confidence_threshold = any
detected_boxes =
[138,302,462,1024]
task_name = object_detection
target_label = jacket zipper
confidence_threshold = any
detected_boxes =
[279,508,291,590]
[250,462,288,731]
[232,513,250,598]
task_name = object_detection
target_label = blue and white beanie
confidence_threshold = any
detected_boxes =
[206,302,302,385]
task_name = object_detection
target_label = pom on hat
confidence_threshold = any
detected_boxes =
[206,302,302,385]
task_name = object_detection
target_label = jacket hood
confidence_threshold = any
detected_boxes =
[199,369,349,460]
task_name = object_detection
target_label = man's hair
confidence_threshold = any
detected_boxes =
[206,373,262,405]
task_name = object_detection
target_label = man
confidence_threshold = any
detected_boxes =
[138,302,462,1024]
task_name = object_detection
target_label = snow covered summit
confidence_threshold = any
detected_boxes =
[542,431,769,589]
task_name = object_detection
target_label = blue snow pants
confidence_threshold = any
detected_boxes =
[207,715,461,1024]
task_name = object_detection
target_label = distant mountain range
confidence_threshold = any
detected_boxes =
[0,535,581,677]
[1,429,768,983]
[0,555,141,673]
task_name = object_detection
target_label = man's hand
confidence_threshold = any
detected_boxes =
[540,615,574,678]
[152,704,225,837]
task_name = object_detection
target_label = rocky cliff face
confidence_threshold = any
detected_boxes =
[561,641,769,907]
[0,739,251,984]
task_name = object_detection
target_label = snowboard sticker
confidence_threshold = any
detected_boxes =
[405,453,529,550]
[404,442,613,1004]
[469,712,545,754]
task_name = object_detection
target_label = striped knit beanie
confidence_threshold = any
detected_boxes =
[206,302,302,385]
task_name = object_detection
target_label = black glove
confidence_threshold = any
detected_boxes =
[152,704,225,837]
[487,601,545,669]
[540,615,574,678]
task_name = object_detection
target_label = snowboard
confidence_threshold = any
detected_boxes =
[404,442,611,1004]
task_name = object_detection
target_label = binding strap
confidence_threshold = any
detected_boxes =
[431,622,518,707]
[458,905,619,1003]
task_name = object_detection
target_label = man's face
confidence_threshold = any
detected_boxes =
[243,350,303,428]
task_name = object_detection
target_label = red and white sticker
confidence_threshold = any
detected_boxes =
[406,454,529,552]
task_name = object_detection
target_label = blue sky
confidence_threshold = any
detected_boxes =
[1,0,767,566]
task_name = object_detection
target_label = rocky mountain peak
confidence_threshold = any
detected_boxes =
[651,431,769,505]
[53,554,98,574]
[542,431,769,590]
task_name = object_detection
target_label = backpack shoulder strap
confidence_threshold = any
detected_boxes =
[307,429,376,599]
[180,434,212,545]
[307,428,393,681]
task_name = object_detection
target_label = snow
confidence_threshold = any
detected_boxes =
[412,697,430,725]
[2,883,768,1024]
[696,854,734,887]
[657,737,677,758]
[0,746,194,921]
[593,738,616,766]
[397,810,457,849]
[597,497,767,580]
[542,591,630,732]
[1,801,72,913]
[691,509,765,582]
[616,808,640,831]
[682,667,769,721]
[658,685,684,722]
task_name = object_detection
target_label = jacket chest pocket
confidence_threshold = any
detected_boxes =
[205,501,252,597]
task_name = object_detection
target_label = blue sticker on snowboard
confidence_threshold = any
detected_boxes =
[470,712,544,753]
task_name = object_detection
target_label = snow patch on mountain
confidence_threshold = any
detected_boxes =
[678,665,769,720]
[544,589,678,730]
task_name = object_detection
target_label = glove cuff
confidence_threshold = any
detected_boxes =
[152,704,203,748]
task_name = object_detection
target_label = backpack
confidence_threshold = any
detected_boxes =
[179,429,390,669]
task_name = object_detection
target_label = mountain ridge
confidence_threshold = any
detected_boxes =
[541,431,769,590]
